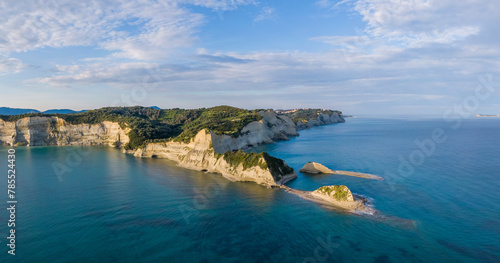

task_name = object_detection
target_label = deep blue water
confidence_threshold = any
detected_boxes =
[1,118,499,263]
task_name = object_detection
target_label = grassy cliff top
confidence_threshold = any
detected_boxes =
[216,150,295,181]
[315,185,351,201]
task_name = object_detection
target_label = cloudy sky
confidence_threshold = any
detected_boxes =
[1,0,499,115]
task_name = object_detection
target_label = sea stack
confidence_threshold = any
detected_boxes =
[299,162,334,174]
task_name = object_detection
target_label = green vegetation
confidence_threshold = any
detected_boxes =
[216,150,295,181]
[167,106,262,142]
[316,185,351,201]
[263,152,295,181]
[0,106,262,150]
[279,109,342,124]
[218,150,268,170]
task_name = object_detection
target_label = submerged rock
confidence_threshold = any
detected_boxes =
[299,162,334,174]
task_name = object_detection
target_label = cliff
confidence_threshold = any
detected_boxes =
[133,129,297,187]
[130,109,342,186]
[0,108,344,187]
[293,112,345,130]
[0,117,130,147]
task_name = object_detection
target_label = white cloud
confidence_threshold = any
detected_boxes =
[254,7,276,22]
[315,0,354,10]
[24,44,500,113]
[34,62,161,88]
[187,0,256,10]
[352,0,498,47]
[0,56,24,75]
[0,0,254,60]
[6,0,500,114]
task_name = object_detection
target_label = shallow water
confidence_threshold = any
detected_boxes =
[1,118,499,262]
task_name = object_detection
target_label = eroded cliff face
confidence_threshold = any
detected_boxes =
[208,109,344,153]
[134,129,297,186]
[211,110,298,153]
[0,117,130,146]
[130,109,345,186]
[295,112,345,130]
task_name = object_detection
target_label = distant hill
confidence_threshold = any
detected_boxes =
[475,114,500,118]
[42,109,87,114]
[0,107,87,115]
[0,107,40,115]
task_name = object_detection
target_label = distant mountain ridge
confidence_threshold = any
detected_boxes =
[0,107,40,115]
[0,106,162,115]
[41,109,87,114]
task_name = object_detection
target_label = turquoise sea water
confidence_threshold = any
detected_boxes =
[1,118,499,263]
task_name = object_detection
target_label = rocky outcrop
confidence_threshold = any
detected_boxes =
[312,185,354,202]
[133,129,297,187]
[208,110,344,153]
[295,112,345,130]
[0,117,130,147]
[283,185,369,212]
[308,185,369,211]
[299,162,383,180]
[130,110,303,186]
[299,162,334,174]
[211,110,298,153]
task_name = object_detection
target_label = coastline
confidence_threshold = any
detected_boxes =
[0,108,377,212]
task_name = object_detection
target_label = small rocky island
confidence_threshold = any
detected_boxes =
[283,185,370,213]
[313,185,354,202]
[299,162,383,180]
[299,162,334,174]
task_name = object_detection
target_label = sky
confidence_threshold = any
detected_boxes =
[0,0,499,115]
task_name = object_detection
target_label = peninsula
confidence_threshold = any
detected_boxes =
[0,106,370,211]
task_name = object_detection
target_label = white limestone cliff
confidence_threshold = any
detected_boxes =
[133,129,297,187]
[0,117,130,147]
[295,112,345,130]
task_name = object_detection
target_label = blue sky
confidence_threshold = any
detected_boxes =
[0,0,499,115]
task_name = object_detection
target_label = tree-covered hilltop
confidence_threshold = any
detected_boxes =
[0,106,342,150]
[0,106,263,149]
[277,109,342,124]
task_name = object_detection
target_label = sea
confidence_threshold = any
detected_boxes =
[0,117,499,263]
